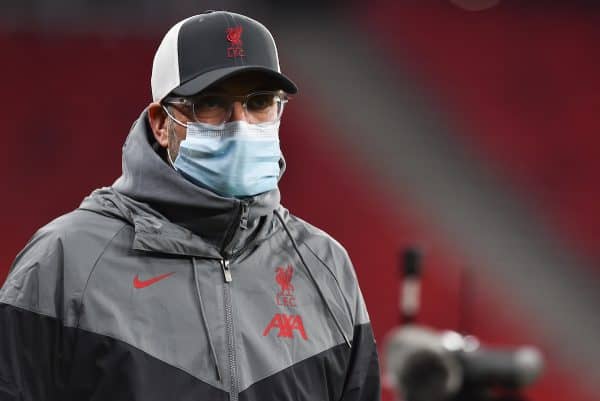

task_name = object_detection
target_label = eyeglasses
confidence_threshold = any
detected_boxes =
[162,90,289,126]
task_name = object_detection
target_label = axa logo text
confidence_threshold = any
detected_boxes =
[263,313,308,340]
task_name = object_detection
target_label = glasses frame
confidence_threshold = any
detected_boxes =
[161,90,290,127]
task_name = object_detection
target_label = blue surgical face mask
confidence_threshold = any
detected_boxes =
[170,120,282,198]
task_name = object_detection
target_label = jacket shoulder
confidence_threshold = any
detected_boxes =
[41,207,130,247]
[0,208,129,324]
[286,213,350,265]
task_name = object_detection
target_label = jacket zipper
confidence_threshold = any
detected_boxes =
[219,201,249,400]
[221,200,250,257]
[221,258,232,283]
[239,202,249,230]
[221,258,237,401]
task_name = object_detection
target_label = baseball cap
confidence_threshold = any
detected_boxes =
[151,11,298,102]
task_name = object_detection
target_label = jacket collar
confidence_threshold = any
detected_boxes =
[88,108,285,255]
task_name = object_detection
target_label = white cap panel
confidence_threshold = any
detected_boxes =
[151,16,194,102]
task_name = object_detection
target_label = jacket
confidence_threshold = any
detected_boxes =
[0,109,380,401]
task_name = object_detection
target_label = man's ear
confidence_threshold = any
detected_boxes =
[148,102,169,148]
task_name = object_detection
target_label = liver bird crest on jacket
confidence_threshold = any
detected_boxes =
[276,265,294,296]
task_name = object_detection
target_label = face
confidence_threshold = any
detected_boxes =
[148,71,284,163]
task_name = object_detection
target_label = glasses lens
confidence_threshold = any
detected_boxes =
[184,91,288,125]
[245,92,285,124]
[192,95,231,125]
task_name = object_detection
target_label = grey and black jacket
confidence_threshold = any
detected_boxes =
[0,110,380,401]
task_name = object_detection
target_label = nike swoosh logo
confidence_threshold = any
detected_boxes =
[133,272,175,289]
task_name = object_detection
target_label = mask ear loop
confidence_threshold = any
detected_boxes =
[161,105,188,168]
[166,146,176,168]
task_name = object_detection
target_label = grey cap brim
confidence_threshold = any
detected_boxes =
[171,65,298,97]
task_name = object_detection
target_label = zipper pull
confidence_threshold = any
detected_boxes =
[239,202,249,230]
[221,259,232,283]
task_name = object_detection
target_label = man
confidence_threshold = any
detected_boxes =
[0,11,380,401]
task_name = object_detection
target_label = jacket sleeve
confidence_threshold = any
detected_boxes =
[340,285,382,401]
[0,230,74,401]
[323,237,382,401]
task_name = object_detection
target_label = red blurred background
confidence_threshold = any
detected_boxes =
[2,1,600,400]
